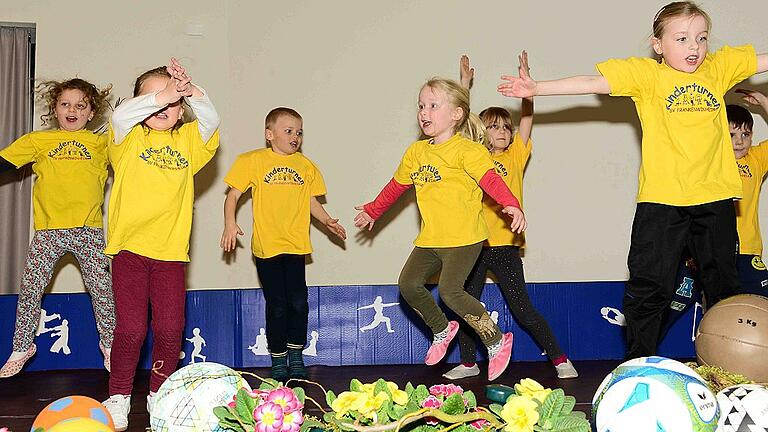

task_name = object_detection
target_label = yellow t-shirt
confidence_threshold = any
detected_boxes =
[0,129,108,230]
[105,121,220,261]
[736,140,768,255]
[484,133,531,247]
[224,148,326,259]
[596,45,757,206]
[394,133,493,248]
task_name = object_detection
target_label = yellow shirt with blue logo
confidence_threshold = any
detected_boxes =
[736,140,768,255]
[394,133,494,248]
[0,129,108,230]
[596,45,757,206]
[224,148,326,259]
[105,120,219,261]
[484,133,531,247]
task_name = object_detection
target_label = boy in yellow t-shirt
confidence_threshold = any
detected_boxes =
[221,107,346,382]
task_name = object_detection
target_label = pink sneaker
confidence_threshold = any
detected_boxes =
[0,344,37,378]
[424,321,459,366]
[488,333,514,381]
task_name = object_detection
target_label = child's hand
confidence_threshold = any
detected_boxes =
[502,206,527,233]
[354,206,375,230]
[325,217,347,240]
[736,88,768,107]
[156,74,194,106]
[460,55,475,89]
[220,223,244,252]
[498,50,537,98]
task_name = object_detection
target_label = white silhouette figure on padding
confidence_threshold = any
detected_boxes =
[303,331,318,356]
[37,308,61,336]
[49,319,71,355]
[359,296,399,333]
[248,328,269,356]
[601,306,626,326]
[186,328,207,363]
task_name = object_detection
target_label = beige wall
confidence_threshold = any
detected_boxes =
[4,0,768,292]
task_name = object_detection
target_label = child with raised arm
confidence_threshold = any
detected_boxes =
[444,55,577,380]
[355,78,525,381]
[221,107,346,382]
[0,79,115,378]
[498,1,768,359]
[102,58,220,431]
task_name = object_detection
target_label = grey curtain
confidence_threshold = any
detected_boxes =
[0,26,34,294]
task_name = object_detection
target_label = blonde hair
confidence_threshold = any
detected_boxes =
[465,113,490,148]
[652,1,711,39]
[265,107,302,129]
[478,107,515,151]
[421,78,473,140]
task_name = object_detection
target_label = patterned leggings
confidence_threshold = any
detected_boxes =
[12,227,115,351]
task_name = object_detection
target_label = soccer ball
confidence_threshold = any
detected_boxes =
[716,384,768,431]
[592,356,719,431]
[150,362,251,432]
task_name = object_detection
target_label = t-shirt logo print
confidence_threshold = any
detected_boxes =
[493,161,508,177]
[48,140,92,160]
[263,166,305,185]
[139,146,189,170]
[410,164,442,184]
[664,83,720,113]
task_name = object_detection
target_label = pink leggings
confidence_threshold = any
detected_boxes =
[109,251,186,395]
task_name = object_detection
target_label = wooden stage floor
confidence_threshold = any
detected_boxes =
[0,360,625,431]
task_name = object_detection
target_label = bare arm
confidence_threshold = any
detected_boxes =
[499,74,611,97]
[459,55,474,89]
[516,51,534,144]
[220,187,244,252]
[757,53,768,74]
[310,196,347,240]
[736,88,768,116]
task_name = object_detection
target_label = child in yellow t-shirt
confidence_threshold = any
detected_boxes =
[355,78,525,381]
[497,1,768,359]
[221,107,346,382]
[0,78,114,378]
[102,58,220,431]
[444,55,577,381]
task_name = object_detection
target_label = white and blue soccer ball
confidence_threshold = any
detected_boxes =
[716,384,768,432]
[593,356,719,432]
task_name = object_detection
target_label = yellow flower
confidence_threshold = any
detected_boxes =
[500,396,539,432]
[361,383,376,397]
[514,378,552,403]
[332,392,363,418]
[386,382,409,405]
[356,392,388,418]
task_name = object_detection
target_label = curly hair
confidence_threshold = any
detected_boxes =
[36,78,112,127]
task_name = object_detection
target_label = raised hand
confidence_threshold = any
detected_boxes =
[498,50,538,98]
[501,206,527,233]
[736,88,768,107]
[460,55,475,89]
[354,205,375,231]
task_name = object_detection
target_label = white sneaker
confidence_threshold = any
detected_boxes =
[103,394,130,431]
[555,359,578,379]
[442,364,480,380]
[147,391,156,416]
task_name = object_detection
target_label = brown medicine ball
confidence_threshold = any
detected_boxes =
[695,294,768,382]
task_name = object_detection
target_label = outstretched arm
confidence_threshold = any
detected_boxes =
[498,52,610,97]
[220,187,244,252]
[310,196,347,240]
[516,51,534,144]
[354,178,411,231]
[736,88,768,114]
[459,55,474,90]
[757,53,768,74]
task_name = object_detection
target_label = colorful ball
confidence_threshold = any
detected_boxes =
[696,294,768,382]
[592,356,719,431]
[716,384,768,431]
[149,362,251,432]
[47,417,115,432]
[32,395,115,431]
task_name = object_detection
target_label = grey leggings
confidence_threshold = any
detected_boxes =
[398,242,501,346]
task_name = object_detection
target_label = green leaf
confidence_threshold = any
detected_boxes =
[374,378,390,396]
[571,411,587,419]
[488,403,504,417]
[377,398,393,423]
[440,393,466,415]
[326,390,337,406]
[213,405,238,421]
[560,395,575,415]
[235,389,256,425]
[538,389,565,421]
[405,397,421,414]
[549,415,591,432]
[323,411,337,422]
[463,390,477,409]
[218,418,245,432]
[405,382,415,396]
[390,404,407,419]
[350,378,363,392]
[292,386,306,404]
[414,384,429,402]
[300,417,327,432]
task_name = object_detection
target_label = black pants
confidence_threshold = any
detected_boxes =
[458,246,563,363]
[255,254,308,353]
[624,200,739,359]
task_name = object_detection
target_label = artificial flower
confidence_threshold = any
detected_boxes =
[500,396,539,432]
[253,401,285,432]
[267,387,303,412]
[514,378,552,402]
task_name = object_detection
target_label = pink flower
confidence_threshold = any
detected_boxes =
[266,387,303,412]
[280,409,304,432]
[469,419,490,430]
[429,383,463,397]
[422,395,442,426]
[254,401,285,432]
